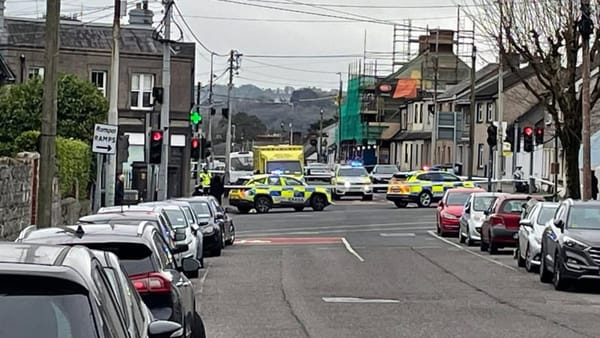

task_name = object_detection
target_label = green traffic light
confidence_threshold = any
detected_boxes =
[190,110,202,125]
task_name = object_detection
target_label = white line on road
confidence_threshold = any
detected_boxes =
[426,230,517,272]
[237,222,434,235]
[239,226,432,237]
[341,237,365,262]
[380,233,416,237]
[322,297,399,303]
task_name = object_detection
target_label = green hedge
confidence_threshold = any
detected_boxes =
[14,130,91,198]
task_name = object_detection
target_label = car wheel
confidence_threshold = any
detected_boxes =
[221,227,227,249]
[553,253,570,291]
[225,224,235,245]
[254,196,272,213]
[417,191,432,208]
[192,311,206,338]
[517,247,526,267]
[311,194,327,211]
[458,230,466,244]
[480,236,489,252]
[539,247,553,283]
[293,206,305,212]
[489,236,498,255]
[525,245,536,273]
[466,227,474,246]
[394,201,407,208]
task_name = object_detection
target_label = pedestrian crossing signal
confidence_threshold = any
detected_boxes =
[190,109,202,125]
[191,138,200,161]
[149,130,163,164]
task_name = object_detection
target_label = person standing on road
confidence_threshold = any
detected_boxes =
[210,174,225,204]
[200,168,211,195]
[115,174,125,205]
[592,170,598,200]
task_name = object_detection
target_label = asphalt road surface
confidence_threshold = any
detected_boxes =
[194,196,600,338]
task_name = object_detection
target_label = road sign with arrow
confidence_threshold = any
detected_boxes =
[92,123,118,155]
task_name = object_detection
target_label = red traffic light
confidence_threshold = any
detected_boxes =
[152,131,163,142]
[536,127,543,134]
[523,127,533,136]
[191,138,199,148]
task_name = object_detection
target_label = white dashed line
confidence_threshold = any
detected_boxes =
[341,237,365,262]
[380,233,416,237]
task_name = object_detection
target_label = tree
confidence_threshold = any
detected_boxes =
[466,1,600,199]
[0,74,108,155]
[214,112,267,143]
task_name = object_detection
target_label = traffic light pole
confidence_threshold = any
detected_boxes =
[225,50,234,184]
[158,0,172,201]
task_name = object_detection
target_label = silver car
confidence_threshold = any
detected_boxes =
[459,192,503,245]
[516,201,558,272]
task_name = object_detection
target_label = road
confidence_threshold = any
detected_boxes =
[194,196,600,338]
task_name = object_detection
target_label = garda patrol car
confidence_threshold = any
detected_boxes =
[228,174,332,214]
[386,170,475,208]
[331,163,373,201]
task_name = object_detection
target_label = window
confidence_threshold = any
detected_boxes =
[440,172,461,182]
[268,176,283,185]
[93,267,129,338]
[476,103,484,123]
[91,70,107,96]
[284,177,303,186]
[130,73,154,109]
[486,102,495,122]
[153,232,175,270]
[413,105,418,123]
[404,144,409,163]
[477,144,484,168]
[28,67,44,80]
[419,104,424,124]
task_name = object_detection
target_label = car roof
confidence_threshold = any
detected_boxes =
[567,199,600,206]
[136,203,185,211]
[471,192,505,197]
[80,212,161,222]
[98,205,156,213]
[498,194,538,201]
[17,224,154,247]
[447,187,485,193]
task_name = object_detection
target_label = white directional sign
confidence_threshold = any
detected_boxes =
[92,123,118,154]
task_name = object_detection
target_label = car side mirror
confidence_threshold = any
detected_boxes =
[215,213,225,220]
[199,221,209,226]
[483,209,490,216]
[172,243,188,254]
[191,223,200,232]
[438,201,444,208]
[554,219,564,230]
[148,320,183,338]
[519,219,533,228]
[464,205,470,214]
[181,257,201,274]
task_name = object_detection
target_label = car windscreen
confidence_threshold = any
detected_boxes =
[568,205,600,229]
[231,156,253,171]
[266,161,302,174]
[537,206,557,226]
[472,196,497,211]
[0,276,98,338]
[83,243,155,276]
[163,209,188,228]
[189,202,212,218]
[374,166,397,174]
[446,192,471,206]
[338,168,368,177]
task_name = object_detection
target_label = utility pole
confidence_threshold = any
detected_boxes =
[224,50,241,184]
[496,0,505,189]
[158,0,172,200]
[336,72,343,162]
[104,0,121,207]
[430,29,439,165]
[319,108,324,163]
[581,0,593,200]
[467,45,476,180]
[38,0,60,227]
[208,53,214,169]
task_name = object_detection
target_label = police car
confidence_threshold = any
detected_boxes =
[331,163,374,201]
[386,170,475,208]
[228,174,332,214]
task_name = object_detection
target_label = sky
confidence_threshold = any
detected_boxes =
[4,0,498,90]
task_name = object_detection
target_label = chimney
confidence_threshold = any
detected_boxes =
[418,29,455,55]
[128,1,153,26]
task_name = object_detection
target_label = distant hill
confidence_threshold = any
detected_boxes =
[199,84,341,139]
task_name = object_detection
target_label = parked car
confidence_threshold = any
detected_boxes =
[369,164,400,192]
[16,223,205,338]
[179,197,227,256]
[540,199,600,290]
[516,201,558,272]
[93,249,185,338]
[480,194,542,254]
[458,192,504,246]
[0,242,183,338]
[436,187,485,237]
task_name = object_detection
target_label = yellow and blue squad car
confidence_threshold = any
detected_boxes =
[386,170,475,208]
[228,174,332,214]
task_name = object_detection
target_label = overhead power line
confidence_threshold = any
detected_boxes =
[177,14,458,23]
[280,0,398,27]
[245,58,346,74]
[245,0,479,9]
[172,2,228,57]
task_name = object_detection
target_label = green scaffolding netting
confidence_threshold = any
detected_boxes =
[336,77,364,143]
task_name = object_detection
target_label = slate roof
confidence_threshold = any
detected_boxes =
[2,17,195,58]
[439,63,499,100]
[391,131,432,141]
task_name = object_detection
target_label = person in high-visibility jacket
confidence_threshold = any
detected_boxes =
[200,168,211,195]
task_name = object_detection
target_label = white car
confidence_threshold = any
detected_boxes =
[459,192,503,245]
[516,201,558,272]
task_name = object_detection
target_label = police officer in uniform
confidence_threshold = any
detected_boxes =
[200,168,211,195]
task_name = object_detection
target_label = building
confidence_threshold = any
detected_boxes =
[0,1,196,199]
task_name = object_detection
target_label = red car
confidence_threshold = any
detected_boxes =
[480,194,544,254]
[436,187,485,237]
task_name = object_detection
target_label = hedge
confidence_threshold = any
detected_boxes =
[14,130,91,198]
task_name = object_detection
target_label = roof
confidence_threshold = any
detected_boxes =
[0,243,69,266]
[391,131,432,141]
[471,192,505,197]
[509,101,545,129]
[439,63,499,100]
[79,212,161,223]
[447,187,486,193]
[455,66,536,101]
[0,53,16,84]
[3,17,195,58]
[18,224,152,246]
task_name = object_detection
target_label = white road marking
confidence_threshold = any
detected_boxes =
[195,267,210,310]
[239,226,431,237]
[426,230,518,272]
[237,239,273,244]
[341,237,365,262]
[237,222,433,235]
[322,297,399,303]
[380,233,416,237]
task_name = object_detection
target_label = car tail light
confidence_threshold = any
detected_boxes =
[490,215,504,227]
[130,273,171,293]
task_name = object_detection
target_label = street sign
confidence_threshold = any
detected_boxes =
[92,123,118,154]
[502,141,513,157]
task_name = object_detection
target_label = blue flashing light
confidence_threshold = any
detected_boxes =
[350,161,363,167]
[271,170,283,175]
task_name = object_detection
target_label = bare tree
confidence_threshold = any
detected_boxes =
[464,0,600,199]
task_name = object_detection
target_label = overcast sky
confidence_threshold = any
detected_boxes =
[5,0,497,90]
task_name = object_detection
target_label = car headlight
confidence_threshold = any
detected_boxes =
[344,181,351,188]
[201,226,215,235]
[563,236,589,250]
[442,211,458,220]
[363,184,372,191]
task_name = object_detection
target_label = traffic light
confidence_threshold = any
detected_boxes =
[535,127,544,145]
[149,130,163,164]
[152,87,164,104]
[504,126,514,152]
[190,108,202,125]
[191,137,200,161]
[487,124,498,147]
[200,138,212,159]
[523,126,534,152]
[222,108,229,119]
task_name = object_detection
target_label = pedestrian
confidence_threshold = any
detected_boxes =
[115,173,125,205]
[210,174,225,204]
[592,170,598,200]
[200,168,211,195]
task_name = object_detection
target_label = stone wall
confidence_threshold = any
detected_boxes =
[0,154,35,240]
